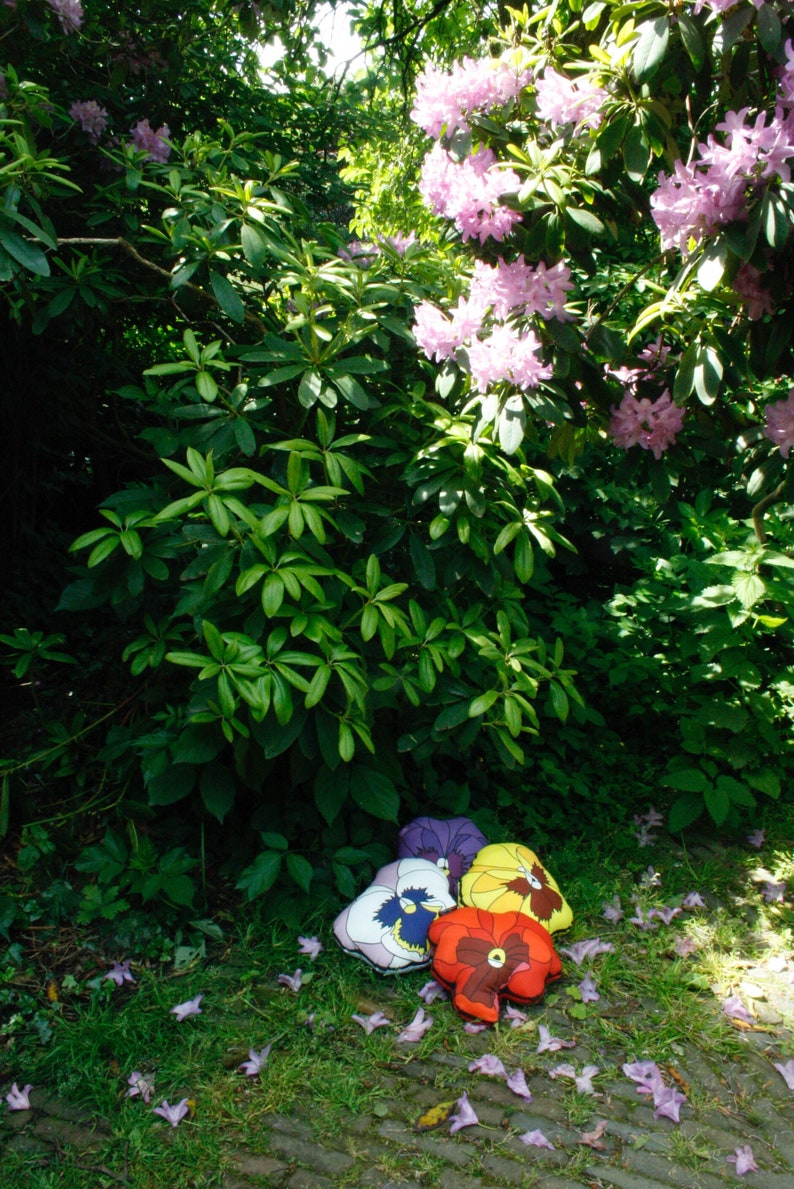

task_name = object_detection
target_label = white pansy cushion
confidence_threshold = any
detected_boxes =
[333,857,456,972]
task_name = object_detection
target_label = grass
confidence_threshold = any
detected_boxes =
[2,800,794,1187]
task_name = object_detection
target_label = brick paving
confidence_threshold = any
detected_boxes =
[5,981,792,1189]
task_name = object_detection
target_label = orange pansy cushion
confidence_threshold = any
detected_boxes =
[427,906,562,1023]
[458,842,573,934]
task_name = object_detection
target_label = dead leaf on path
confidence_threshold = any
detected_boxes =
[666,1066,690,1095]
[579,1119,609,1149]
[415,1100,456,1131]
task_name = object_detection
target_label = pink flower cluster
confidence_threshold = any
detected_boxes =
[622,1059,687,1122]
[419,142,522,244]
[535,68,608,132]
[763,389,794,457]
[47,0,83,33]
[130,118,171,164]
[651,48,794,253]
[70,100,109,145]
[411,55,532,140]
[608,390,685,459]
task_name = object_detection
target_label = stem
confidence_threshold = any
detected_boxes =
[751,479,786,545]
[583,254,667,346]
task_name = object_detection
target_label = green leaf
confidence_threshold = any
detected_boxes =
[732,571,765,610]
[566,207,605,235]
[286,853,313,894]
[241,223,268,267]
[348,766,400,822]
[704,782,731,826]
[677,13,705,70]
[210,270,245,323]
[633,18,670,84]
[668,793,704,832]
[662,767,711,794]
[236,850,282,899]
[314,765,349,824]
[697,242,727,292]
[715,775,755,808]
[746,769,781,799]
[199,762,236,822]
[147,764,196,806]
[623,125,651,181]
[757,3,781,54]
[0,224,50,276]
[469,689,498,717]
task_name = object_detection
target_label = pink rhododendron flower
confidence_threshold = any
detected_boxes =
[633,805,664,846]
[418,979,448,1005]
[47,0,83,33]
[579,973,600,1003]
[127,1071,154,1103]
[297,935,323,960]
[559,938,615,966]
[469,256,573,322]
[105,959,135,986]
[277,970,303,993]
[396,1008,433,1043]
[647,906,682,926]
[152,1098,189,1127]
[764,391,794,458]
[468,1053,507,1078]
[170,994,203,1021]
[653,1084,686,1122]
[549,1061,577,1079]
[503,1004,528,1028]
[5,1083,32,1111]
[728,1144,759,1175]
[535,68,608,131]
[747,829,765,849]
[602,896,623,923]
[463,1020,488,1034]
[520,1128,555,1149]
[773,1058,794,1090]
[762,880,787,903]
[506,1069,532,1101]
[623,1060,685,1120]
[682,892,706,909]
[419,142,522,244]
[449,1091,479,1133]
[238,1045,271,1076]
[70,100,109,145]
[130,118,171,163]
[537,1024,575,1053]
[351,1011,390,1034]
[609,390,685,459]
[412,55,531,139]
[468,323,551,392]
[723,995,754,1024]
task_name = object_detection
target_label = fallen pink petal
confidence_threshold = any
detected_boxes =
[463,1021,488,1034]
[396,1008,433,1043]
[653,1084,686,1122]
[579,973,600,1003]
[773,1058,794,1090]
[449,1091,478,1133]
[127,1071,154,1103]
[5,1083,32,1111]
[506,1069,532,1101]
[602,895,623,923]
[559,937,615,966]
[152,1098,189,1127]
[682,891,706,909]
[727,1144,759,1175]
[503,1004,528,1028]
[761,880,786,903]
[297,935,323,960]
[468,1053,507,1078]
[746,830,765,849]
[722,995,754,1024]
[674,936,698,958]
[418,979,448,1004]
[520,1128,555,1149]
[548,1062,577,1080]
[579,1118,609,1149]
[170,994,203,1021]
[238,1045,271,1076]
[574,1065,600,1095]
[351,1011,390,1035]
[537,1024,575,1053]
[647,905,682,925]
[105,959,135,986]
[277,969,303,993]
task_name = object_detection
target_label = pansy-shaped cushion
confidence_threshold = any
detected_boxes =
[427,906,562,1023]
[458,843,573,934]
[396,816,489,897]
[333,858,456,973]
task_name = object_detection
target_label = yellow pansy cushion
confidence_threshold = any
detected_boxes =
[458,842,573,934]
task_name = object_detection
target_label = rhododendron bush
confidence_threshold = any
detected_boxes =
[1,0,793,918]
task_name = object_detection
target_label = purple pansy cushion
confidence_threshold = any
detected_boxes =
[396,816,489,896]
[333,858,457,973]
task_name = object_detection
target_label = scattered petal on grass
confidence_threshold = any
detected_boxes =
[170,994,203,1021]
[503,1003,528,1028]
[297,936,323,960]
[575,1065,600,1095]
[727,1144,759,1175]
[723,995,754,1024]
[5,1083,32,1111]
[448,1091,478,1133]
[628,906,657,931]
[238,1045,271,1076]
[674,936,698,958]
[463,1021,488,1034]
[653,1085,686,1122]
[277,969,303,993]
[746,830,765,849]
[767,955,787,973]
[520,1128,555,1149]
[761,881,786,903]
[418,979,448,1005]
[559,937,615,965]
[682,891,706,909]
[579,973,600,1003]
[548,1062,577,1080]
[773,1059,794,1090]
[537,1024,575,1053]
[647,906,682,925]
[352,1011,390,1035]
[602,895,623,923]
[579,1118,609,1149]
[105,960,135,986]
[468,1054,507,1078]
[640,866,662,888]
[396,1008,433,1043]
[127,1071,154,1103]
[152,1098,189,1127]
[506,1069,532,1101]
